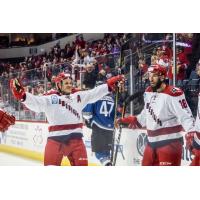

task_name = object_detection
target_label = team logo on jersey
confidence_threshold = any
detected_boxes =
[171,87,180,93]
[136,132,147,156]
[171,88,177,93]
[51,95,58,104]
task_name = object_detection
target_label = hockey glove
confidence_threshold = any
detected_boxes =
[185,132,195,151]
[116,116,142,129]
[0,110,15,132]
[107,75,124,92]
[10,78,26,101]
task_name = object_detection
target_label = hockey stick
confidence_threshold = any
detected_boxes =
[110,42,126,165]
[110,86,119,164]
[112,101,126,166]
[112,92,145,165]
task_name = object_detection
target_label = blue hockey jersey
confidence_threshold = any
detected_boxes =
[82,94,116,131]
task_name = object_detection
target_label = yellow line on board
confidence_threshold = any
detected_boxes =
[0,145,98,166]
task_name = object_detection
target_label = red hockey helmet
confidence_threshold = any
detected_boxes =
[148,65,167,78]
[54,72,73,94]
[54,72,72,83]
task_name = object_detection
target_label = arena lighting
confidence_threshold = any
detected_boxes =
[143,39,191,47]
[176,42,192,47]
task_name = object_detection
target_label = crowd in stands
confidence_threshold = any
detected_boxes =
[135,33,200,89]
[0,33,131,119]
[135,33,200,115]
[1,33,200,119]
[0,33,129,92]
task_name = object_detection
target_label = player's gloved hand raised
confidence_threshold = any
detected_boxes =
[10,78,26,101]
[0,110,15,132]
[185,131,196,152]
[115,116,141,129]
[107,75,124,92]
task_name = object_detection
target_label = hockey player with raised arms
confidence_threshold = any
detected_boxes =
[116,65,196,166]
[10,73,123,166]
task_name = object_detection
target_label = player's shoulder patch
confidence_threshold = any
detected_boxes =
[51,95,59,104]
[145,86,153,92]
[165,85,183,97]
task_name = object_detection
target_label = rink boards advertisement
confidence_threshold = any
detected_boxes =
[0,121,193,166]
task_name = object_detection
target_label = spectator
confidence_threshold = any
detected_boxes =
[186,63,200,90]
[96,69,107,82]
[79,36,86,49]
[138,59,148,75]
[36,82,45,96]
[168,58,187,87]
[83,63,98,89]
[46,81,53,91]
[177,47,189,65]
[151,48,158,65]
[189,63,200,80]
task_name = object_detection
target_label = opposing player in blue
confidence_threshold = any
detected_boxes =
[83,81,117,166]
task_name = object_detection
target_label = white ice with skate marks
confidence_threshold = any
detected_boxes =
[0,121,193,166]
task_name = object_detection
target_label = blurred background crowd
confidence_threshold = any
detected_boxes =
[1,33,200,120]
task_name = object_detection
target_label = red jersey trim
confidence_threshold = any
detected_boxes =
[145,85,183,97]
[162,85,183,97]
[147,125,183,137]
[48,123,83,132]
[145,86,153,92]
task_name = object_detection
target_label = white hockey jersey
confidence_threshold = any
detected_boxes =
[137,85,195,147]
[22,84,110,140]
[193,93,200,148]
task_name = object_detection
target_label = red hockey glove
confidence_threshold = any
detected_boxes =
[185,132,196,151]
[10,78,26,101]
[0,110,15,132]
[116,116,141,129]
[107,75,124,91]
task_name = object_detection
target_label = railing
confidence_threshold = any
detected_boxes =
[0,34,198,121]
[0,61,73,121]
[122,38,199,116]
